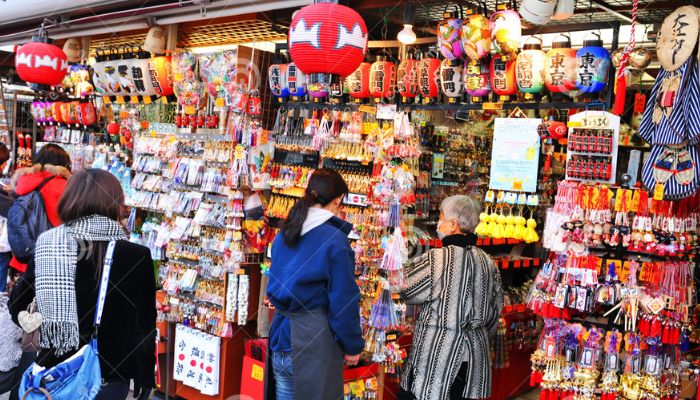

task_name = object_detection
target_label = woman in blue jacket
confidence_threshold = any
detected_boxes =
[265,168,364,400]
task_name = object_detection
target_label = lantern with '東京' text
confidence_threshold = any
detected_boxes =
[440,59,463,103]
[285,62,307,99]
[397,53,419,102]
[418,55,441,103]
[490,57,517,101]
[370,55,396,102]
[576,36,611,94]
[15,38,69,88]
[490,4,521,59]
[516,38,546,99]
[437,8,464,61]
[545,35,577,95]
[268,63,289,101]
[346,61,371,102]
[465,57,491,101]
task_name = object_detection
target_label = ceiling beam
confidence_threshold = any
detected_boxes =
[589,0,646,24]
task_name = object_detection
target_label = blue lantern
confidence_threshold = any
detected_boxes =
[576,36,611,94]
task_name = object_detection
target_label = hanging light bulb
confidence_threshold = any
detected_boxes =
[397,1,417,45]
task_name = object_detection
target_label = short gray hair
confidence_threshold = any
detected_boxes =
[439,195,482,233]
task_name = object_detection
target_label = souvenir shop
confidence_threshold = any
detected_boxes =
[1,0,700,398]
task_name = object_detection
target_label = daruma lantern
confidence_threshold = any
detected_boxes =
[490,57,516,100]
[545,35,577,94]
[516,38,546,98]
[440,59,463,103]
[148,55,174,97]
[576,36,611,94]
[370,55,396,101]
[419,55,441,102]
[15,39,69,87]
[462,8,491,60]
[437,8,464,61]
[288,2,368,77]
[490,4,521,59]
[397,54,419,102]
[285,62,307,98]
[268,63,289,100]
[76,101,96,126]
[465,57,491,101]
[346,61,371,101]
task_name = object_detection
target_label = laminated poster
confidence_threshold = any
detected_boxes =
[489,117,541,193]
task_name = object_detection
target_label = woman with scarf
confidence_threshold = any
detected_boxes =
[398,195,504,400]
[9,169,156,400]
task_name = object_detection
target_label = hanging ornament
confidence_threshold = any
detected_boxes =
[307,73,331,101]
[628,47,651,70]
[490,57,516,101]
[369,54,396,102]
[15,35,69,89]
[437,6,465,61]
[285,62,307,100]
[576,34,611,95]
[51,102,63,124]
[148,55,175,97]
[519,0,556,25]
[346,61,371,102]
[62,38,81,63]
[461,5,491,60]
[130,50,158,98]
[418,53,441,103]
[465,56,491,102]
[91,53,112,96]
[552,0,575,20]
[397,52,419,103]
[115,54,138,97]
[516,37,546,99]
[268,63,289,101]
[490,2,521,59]
[545,35,577,95]
[76,101,96,126]
[440,59,463,103]
[328,75,345,104]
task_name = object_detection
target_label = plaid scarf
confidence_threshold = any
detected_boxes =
[35,214,127,355]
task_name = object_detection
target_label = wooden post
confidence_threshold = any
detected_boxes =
[165,24,178,51]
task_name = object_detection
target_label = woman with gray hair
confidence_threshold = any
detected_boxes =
[398,195,504,400]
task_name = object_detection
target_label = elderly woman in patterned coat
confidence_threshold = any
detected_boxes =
[398,195,504,400]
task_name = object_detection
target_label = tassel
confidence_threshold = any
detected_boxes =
[613,73,627,115]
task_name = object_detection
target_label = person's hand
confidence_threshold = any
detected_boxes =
[132,383,152,400]
[344,353,361,367]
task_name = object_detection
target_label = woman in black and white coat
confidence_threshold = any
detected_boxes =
[398,195,504,400]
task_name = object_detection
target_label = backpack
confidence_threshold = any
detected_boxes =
[7,176,55,263]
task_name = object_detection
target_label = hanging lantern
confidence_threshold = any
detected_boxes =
[308,73,330,100]
[130,51,158,97]
[288,2,368,77]
[62,38,81,63]
[102,53,123,96]
[418,54,441,103]
[346,61,371,102]
[91,54,112,96]
[15,37,69,88]
[115,56,138,96]
[490,57,516,101]
[516,37,546,99]
[52,102,63,124]
[461,7,491,60]
[60,101,78,126]
[143,26,166,54]
[329,75,345,104]
[490,4,521,59]
[285,62,307,99]
[437,6,464,61]
[107,121,120,135]
[464,56,491,101]
[552,0,575,20]
[440,59,463,103]
[148,55,175,97]
[519,0,556,26]
[268,63,289,101]
[397,54,419,103]
[370,55,396,102]
[576,35,611,94]
[545,35,577,95]
[628,47,652,70]
[76,101,96,126]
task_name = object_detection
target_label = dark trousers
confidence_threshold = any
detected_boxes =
[397,362,470,400]
[9,350,35,400]
[96,381,130,400]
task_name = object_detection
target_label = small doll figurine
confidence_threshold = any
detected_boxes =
[592,224,603,246]
[75,69,94,97]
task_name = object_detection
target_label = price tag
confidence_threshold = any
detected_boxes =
[359,105,377,115]
[633,93,647,113]
[251,364,264,381]
[482,102,503,110]
[376,104,397,120]
[185,105,196,115]
[567,121,582,127]
[653,183,665,200]
[215,97,225,107]
[581,115,610,128]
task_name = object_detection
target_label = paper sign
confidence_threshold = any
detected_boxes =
[376,104,397,120]
[432,153,445,179]
[359,105,377,115]
[489,118,541,193]
[251,364,264,381]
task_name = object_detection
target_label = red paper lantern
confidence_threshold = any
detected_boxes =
[346,62,371,101]
[148,56,174,97]
[397,55,419,102]
[288,2,368,77]
[369,56,396,101]
[418,56,441,102]
[490,57,517,100]
[52,102,63,124]
[545,36,577,94]
[76,101,96,126]
[107,121,120,135]
[15,41,69,86]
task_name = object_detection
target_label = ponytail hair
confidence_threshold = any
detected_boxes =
[281,168,349,246]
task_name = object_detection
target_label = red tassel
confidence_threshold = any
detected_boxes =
[613,73,627,115]
[539,389,549,400]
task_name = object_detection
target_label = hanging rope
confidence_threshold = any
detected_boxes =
[613,0,639,115]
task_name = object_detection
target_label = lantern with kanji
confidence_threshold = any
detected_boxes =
[440,59,463,103]
[15,37,69,89]
[328,75,345,104]
[268,63,289,101]
[346,61,371,102]
[418,55,441,103]
[115,56,138,96]
[397,53,419,103]
[465,57,491,101]
[490,57,516,101]
[576,36,611,94]
[51,102,63,124]
[76,101,96,126]
[285,62,307,99]
[545,35,577,95]
[370,55,396,102]
[490,4,521,59]
[148,55,175,97]
[516,38,546,99]
[130,51,158,98]
[462,8,491,60]
[437,7,464,61]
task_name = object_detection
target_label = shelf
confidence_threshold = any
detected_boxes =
[277,100,603,112]
[492,256,541,270]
